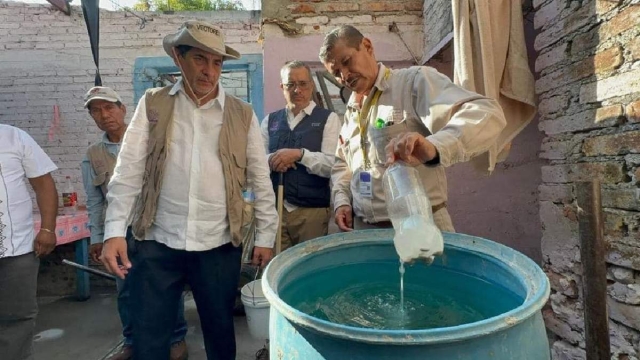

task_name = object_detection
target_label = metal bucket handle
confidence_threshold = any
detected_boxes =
[248,266,262,306]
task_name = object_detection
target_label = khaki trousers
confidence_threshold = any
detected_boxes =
[353,208,455,233]
[279,207,331,251]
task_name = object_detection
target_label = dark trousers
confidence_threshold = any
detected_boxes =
[0,253,40,360]
[129,240,242,360]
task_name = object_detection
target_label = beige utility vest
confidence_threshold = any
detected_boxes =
[130,86,254,246]
[86,141,118,224]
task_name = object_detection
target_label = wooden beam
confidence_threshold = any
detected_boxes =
[576,180,610,360]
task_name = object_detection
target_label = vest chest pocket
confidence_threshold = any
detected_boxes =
[92,171,112,197]
[232,152,248,188]
[92,171,108,186]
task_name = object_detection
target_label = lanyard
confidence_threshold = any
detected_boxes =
[356,68,390,170]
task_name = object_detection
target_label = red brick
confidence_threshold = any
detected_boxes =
[595,104,624,123]
[582,131,640,156]
[594,45,623,73]
[361,2,404,12]
[289,4,316,14]
[573,162,627,184]
[626,101,640,123]
[599,5,640,38]
[315,2,359,12]
[404,2,423,12]
[571,46,623,80]
[596,0,622,15]
[635,167,640,183]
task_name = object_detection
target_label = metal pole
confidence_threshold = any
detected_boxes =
[62,259,117,281]
[576,180,610,360]
[275,172,284,255]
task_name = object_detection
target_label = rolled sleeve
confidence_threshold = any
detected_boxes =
[18,130,57,178]
[415,68,506,167]
[331,130,353,211]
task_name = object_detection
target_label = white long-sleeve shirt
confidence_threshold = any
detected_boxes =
[104,80,278,250]
[260,101,340,212]
[332,64,506,223]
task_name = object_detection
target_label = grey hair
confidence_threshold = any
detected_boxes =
[318,25,364,62]
[280,60,312,81]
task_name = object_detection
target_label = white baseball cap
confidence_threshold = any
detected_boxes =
[83,86,123,108]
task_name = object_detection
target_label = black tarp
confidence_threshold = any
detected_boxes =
[81,0,101,86]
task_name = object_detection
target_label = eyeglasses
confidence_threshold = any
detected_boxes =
[282,81,312,90]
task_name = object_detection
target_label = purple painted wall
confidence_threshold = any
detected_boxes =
[262,31,422,114]
[427,18,543,263]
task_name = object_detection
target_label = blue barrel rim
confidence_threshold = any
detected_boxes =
[262,229,550,345]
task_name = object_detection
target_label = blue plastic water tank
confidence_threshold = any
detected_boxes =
[262,230,550,359]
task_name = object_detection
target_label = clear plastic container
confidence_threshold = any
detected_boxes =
[62,176,78,214]
[382,162,444,263]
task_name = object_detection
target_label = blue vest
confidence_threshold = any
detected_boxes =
[268,107,331,208]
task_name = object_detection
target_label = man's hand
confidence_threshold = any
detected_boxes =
[335,205,353,232]
[252,246,273,268]
[385,132,437,166]
[100,237,130,280]
[34,230,56,257]
[269,149,303,173]
[89,243,103,263]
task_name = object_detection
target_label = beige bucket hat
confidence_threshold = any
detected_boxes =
[163,20,241,60]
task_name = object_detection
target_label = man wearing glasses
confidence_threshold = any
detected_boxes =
[260,61,341,250]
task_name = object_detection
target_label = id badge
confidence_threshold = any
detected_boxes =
[359,171,373,199]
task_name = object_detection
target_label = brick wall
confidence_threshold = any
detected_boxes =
[534,0,640,357]
[421,0,452,62]
[261,0,423,113]
[0,1,260,207]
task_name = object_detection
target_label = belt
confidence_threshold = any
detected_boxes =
[366,202,447,227]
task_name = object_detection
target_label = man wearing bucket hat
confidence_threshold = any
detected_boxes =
[80,86,189,360]
[100,20,278,360]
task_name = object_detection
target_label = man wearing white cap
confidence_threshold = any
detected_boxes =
[80,86,189,360]
[100,20,278,360]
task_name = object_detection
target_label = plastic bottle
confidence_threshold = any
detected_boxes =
[382,162,444,263]
[242,186,256,203]
[241,186,256,264]
[62,176,78,214]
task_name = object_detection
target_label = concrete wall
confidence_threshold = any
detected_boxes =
[261,0,424,113]
[534,0,640,357]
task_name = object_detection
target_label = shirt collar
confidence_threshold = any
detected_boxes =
[102,131,124,145]
[347,63,389,111]
[168,78,226,109]
[287,101,316,117]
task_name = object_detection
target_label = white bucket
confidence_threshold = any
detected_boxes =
[240,279,270,340]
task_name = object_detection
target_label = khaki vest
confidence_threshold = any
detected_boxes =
[130,86,254,246]
[86,141,118,224]
[86,141,118,196]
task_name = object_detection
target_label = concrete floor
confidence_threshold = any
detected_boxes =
[33,292,266,360]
